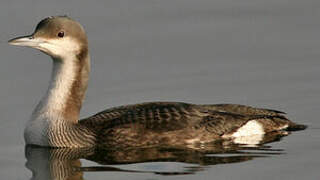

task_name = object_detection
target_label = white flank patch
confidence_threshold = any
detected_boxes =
[233,134,264,145]
[231,120,265,137]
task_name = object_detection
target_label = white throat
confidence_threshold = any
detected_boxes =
[36,57,78,119]
[47,58,76,112]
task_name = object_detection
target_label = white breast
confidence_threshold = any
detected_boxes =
[24,116,50,146]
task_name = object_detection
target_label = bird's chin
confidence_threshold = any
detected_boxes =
[37,48,53,56]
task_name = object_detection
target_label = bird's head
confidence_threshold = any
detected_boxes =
[8,16,88,60]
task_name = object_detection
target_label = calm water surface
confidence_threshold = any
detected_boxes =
[0,0,319,179]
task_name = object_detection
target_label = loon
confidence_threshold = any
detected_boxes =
[8,16,306,148]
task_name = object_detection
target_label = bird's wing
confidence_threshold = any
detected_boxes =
[200,104,286,116]
[79,102,204,132]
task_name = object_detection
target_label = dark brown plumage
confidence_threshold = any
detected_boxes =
[8,16,306,148]
[79,102,305,148]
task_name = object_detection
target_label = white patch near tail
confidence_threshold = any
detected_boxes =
[233,134,264,145]
[231,120,265,137]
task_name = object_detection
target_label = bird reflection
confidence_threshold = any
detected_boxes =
[25,131,289,180]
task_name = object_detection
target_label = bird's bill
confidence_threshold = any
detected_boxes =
[8,35,44,48]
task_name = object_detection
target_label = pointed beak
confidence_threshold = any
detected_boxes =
[8,35,44,48]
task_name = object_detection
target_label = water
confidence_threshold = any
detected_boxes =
[0,0,319,179]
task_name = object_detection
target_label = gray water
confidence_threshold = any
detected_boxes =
[0,0,319,179]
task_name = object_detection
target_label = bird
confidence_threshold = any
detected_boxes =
[8,16,306,148]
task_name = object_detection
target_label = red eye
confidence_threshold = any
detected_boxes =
[58,31,64,38]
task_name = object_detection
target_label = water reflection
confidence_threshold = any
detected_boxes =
[25,132,288,180]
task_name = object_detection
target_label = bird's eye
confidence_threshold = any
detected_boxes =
[57,31,64,38]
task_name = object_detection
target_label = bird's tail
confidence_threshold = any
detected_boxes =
[286,122,308,131]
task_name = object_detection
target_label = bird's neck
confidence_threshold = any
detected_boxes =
[35,52,90,124]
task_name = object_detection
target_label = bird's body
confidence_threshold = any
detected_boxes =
[9,16,306,148]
